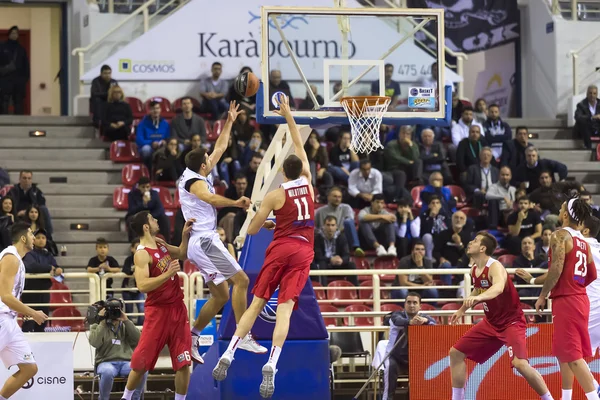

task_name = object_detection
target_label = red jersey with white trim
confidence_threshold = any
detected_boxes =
[273,176,315,246]
[472,257,524,328]
[138,244,183,307]
[550,227,597,299]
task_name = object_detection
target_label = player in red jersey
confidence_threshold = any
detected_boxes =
[449,231,554,400]
[212,94,314,398]
[119,211,194,400]
[535,198,600,400]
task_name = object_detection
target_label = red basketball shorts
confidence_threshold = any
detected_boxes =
[130,301,191,371]
[453,318,528,364]
[552,294,592,363]
[252,237,314,309]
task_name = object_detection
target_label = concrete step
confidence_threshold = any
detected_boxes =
[561,162,600,172]
[0,115,92,126]
[51,207,124,219]
[42,184,119,195]
[55,255,128,268]
[505,118,567,128]
[566,172,600,183]
[0,148,107,161]
[52,218,121,232]
[530,139,582,150]
[0,126,95,138]
[53,231,128,243]
[582,183,600,193]
[0,138,110,149]
[526,128,572,139]
[45,195,113,208]
[9,171,122,185]
[537,150,591,162]
[62,242,130,257]
[3,160,122,172]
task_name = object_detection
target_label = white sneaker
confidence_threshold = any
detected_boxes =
[259,363,277,398]
[376,245,387,257]
[238,333,268,354]
[387,245,397,257]
[212,351,233,381]
[190,332,205,364]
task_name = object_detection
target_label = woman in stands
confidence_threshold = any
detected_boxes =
[474,98,488,124]
[21,205,46,235]
[1,196,14,223]
[102,85,133,141]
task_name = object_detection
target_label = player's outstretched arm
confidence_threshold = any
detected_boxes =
[539,229,569,298]
[155,219,195,260]
[190,180,250,209]
[207,101,242,170]
[0,255,47,323]
[247,192,276,235]
[134,250,180,293]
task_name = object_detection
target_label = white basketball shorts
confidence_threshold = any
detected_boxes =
[187,232,242,286]
[0,314,35,368]
[589,300,600,355]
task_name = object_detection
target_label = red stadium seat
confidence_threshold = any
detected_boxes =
[460,207,481,218]
[208,120,225,142]
[122,164,149,187]
[215,181,227,196]
[51,307,85,331]
[472,303,485,322]
[441,302,463,324]
[126,97,145,119]
[173,97,202,113]
[497,254,517,268]
[380,304,403,313]
[153,186,174,209]
[358,280,375,304]
[145,96,174,118]
[446,185,467,208]
[311,281,327,301]
[493,248,509,257]
[49,279,73,311]
[343,304,373,326]
[110,140,140,163]
[354,257,371,282]
[327,280,358,307]
[373,257,399,283]
[183,259,198,275]
[205,120,216,142]
[113,187,131,210]
[419,303,436,311]
[411,185,425,208]
[319,304,339,326]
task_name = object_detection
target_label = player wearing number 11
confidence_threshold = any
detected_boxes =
[213,93,315,398]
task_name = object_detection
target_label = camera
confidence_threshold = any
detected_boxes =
[85,298,124,325]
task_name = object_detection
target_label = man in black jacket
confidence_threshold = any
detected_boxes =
[512,147,568,194]
[8,170,53,234]
[22,229,62,332]
[500,126,532,170]
[529,172,583,216]
[90,64,118,127]
[312,215,357,285]
[574,84,600,149]
[455,125,492,175]
[419,128,452,183]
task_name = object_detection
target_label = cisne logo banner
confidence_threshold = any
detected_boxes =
[409,324,599,400]
[82,0,457,82]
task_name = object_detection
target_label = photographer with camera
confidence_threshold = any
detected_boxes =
[88,298,146,400]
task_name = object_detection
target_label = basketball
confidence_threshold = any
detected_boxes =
[234,71,260,97]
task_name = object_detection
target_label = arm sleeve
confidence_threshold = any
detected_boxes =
[485,184,505,200]
[411,216,421,238]
[389,312,410,327]
[88,323,104,348]
[22,254,52,273]
[372,170,383,195]
[357,208,368,222]
[338,235,350,265]
[314,237,328,263]
[123,320,141,345]
[455,141,467,172]
[451,125,462,147]
[135,121,152,147]
[550,160,568,181]
[347,172,360,197]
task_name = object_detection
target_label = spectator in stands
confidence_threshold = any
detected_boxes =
[456,125,491,175]
[0,26,29,115]
[0,167,8,187]
[419,128,452,183]
[485,166,517,228]
[227,66,256,115]
[513,147,568,194]
[451,107,484,158]
[513,236,547,300]
[451,89,465,123]
[535,227,553,258]
[463,147,498,209]
[87,238,121,293]
[358,194,397,257]
[219,135,241,186]
[217,227,237,259]
[418,61,438,89]
[328,131,359,184]
[395,199,419,259]
[505,196,542,255]
[121,239,144,325]
[171,97,207,150]
[482,104,511,160]
[392,240,438,300]
[434,211,472,273]
[383,292,435,400]
[501,126,532,171]
[420,195,451,260]
[473,98,488,124]
[241,131,267,166]
[420,172,456,214]
[579,191,600,224]
[21,229,61,332]
[315,186,364,257]
[102,85,132,141]
[178,134,203,171]
[313,215,357,285]
[21,205,51,243]
[218,173,251,243]
[384,125,423,184]
[152,138,183,182]
[136,100,170,169]
[126,177,171,241]
[268,69,295,110]
[231,110,254,145]
[200,61,229,119]
[305,130,333,196]
[348,159,383,209]
[9,170,53,234]
[90,65,118,127]
[299,85,324,110]
[1,196,13,223]
[242,152,263,189]
[371,63,401,109]
[574,84,600,149]
[529,171,582,217]
[88,300,145,400]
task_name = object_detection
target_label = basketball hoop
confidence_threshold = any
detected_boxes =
[340,96,391,154]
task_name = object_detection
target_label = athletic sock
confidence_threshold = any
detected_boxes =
[540,392,553,400]
[191,327,202,336]
[562,389,572,400]
[585,390,600,400]
[268,345,282,367]
[451,387,465,400]
[225,336,242,357]
[122,388,135,400]
[174,394,186,400]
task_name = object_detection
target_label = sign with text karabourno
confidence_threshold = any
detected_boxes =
[82,0,461,82]
[409,324,600,400]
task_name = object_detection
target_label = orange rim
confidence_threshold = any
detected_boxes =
[340,96,391,114]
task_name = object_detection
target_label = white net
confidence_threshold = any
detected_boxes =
[341,96,391,154]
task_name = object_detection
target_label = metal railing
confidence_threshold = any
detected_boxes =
[569,32,600,96]
[552,0,600,19]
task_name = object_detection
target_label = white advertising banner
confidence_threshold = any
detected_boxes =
[0,342,73,400]
[82,0,461,83]
[473,65,515,118]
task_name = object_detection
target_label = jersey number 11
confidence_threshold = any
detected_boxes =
[294,197,310,221]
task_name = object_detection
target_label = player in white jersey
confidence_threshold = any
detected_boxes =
[177,100,266,363]
[0,222,48,399]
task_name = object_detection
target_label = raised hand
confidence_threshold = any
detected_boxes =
[227,101,242,123]
[166,260,181,277]
[182,218,196,237]
[273,94,291,117]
